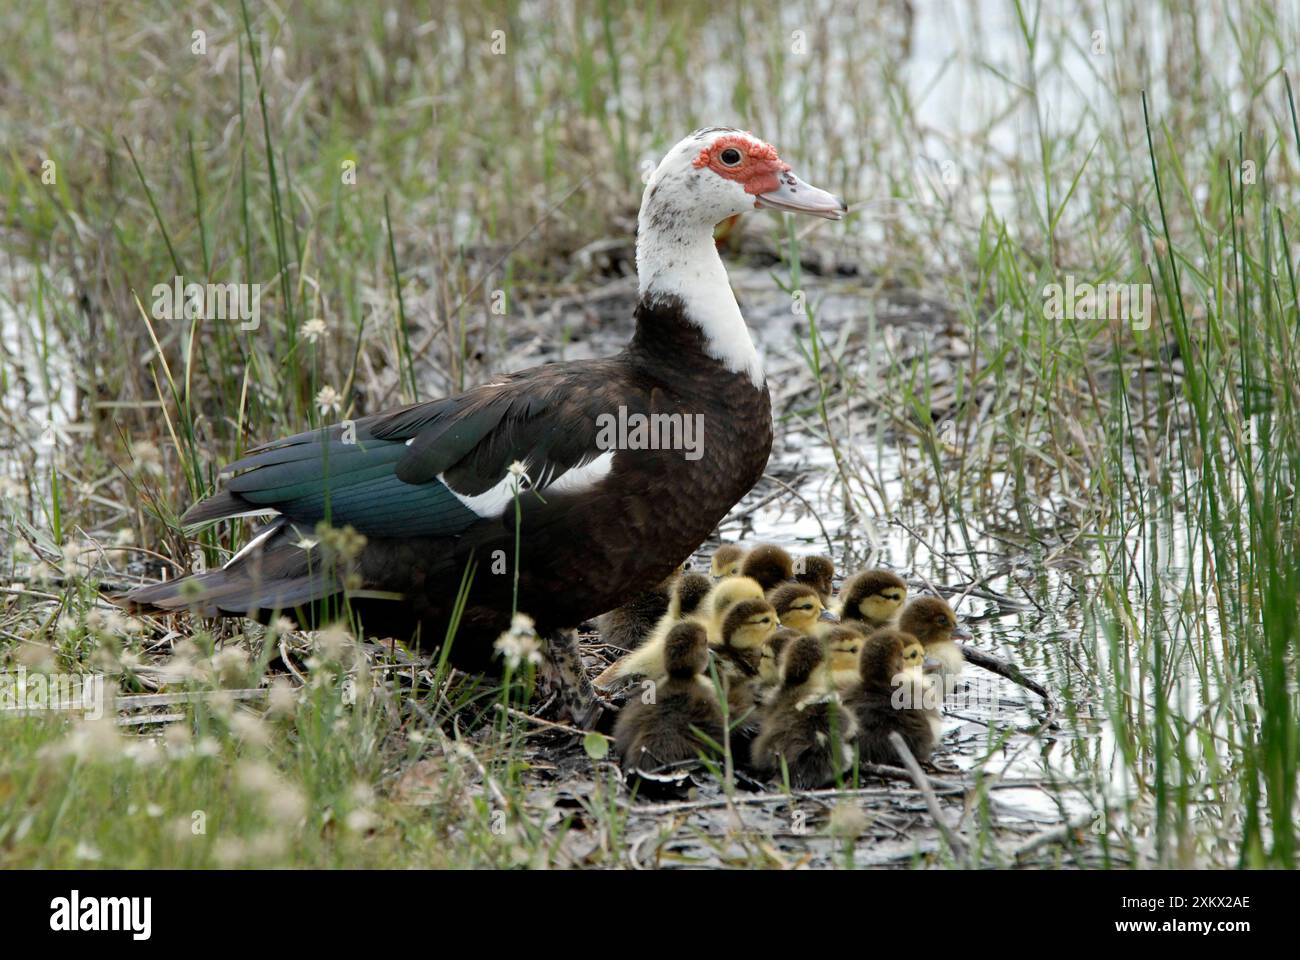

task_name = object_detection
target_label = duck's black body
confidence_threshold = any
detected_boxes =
[125,294,773,673]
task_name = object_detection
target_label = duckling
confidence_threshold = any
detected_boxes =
[710,598,779,755]
[823,625,866,691]
[668,571,713,621]
[758,627,801,687]
[898,634,945,741]
[700,575,767,631]
[740,543,794,592]
[614,622,724,775]
[792,554,836,603]
[712,597,778,679]
[593,576,766,688]
[836,569,908,630]
[846,629,937,765]
[709,543,747,579]
[751,635,858,789]
[898,595,969,687]
[768,581,835,635]
[596,570,680,651]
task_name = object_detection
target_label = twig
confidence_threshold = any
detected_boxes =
[1009,811,1099,862]
[761,473,838,557]
[115,688,268,709]
[115,712,186,727]
[620,784,896,817]
[960,644,1055,708]
[493,702,611,740]
[279,633,308,685]
[890,731,968,864]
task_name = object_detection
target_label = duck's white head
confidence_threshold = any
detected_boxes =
[636,128,845,386]
[641,127,845,229]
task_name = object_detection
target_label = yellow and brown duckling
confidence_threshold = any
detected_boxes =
[768,581,836,635]
[752,634,858,789]
[614,621,724,775]
[836,569,908,631]
[792,554,836,603]
[741,542,835,599]
[898,595,969,687]
[593,576,766,687]
[740,543,794,592]
[846,629,938,766]
[700,576,766,633]
[711,598,779,755]
[709,543,747,579]
[712,598,778,680]
[667,571,713,621]
[758,627,801,687]
[823,625,867,691]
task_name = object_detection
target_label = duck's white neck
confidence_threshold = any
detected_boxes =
[635,200,764,388]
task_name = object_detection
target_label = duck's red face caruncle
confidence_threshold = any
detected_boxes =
[691,131,845,220]
[692,134,790,195]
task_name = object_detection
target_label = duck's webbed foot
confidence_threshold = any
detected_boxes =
[538,628,607,730]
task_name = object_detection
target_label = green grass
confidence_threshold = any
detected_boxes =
[1,0,1298,867]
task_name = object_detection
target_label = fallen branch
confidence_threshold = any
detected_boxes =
[492,702,612,740]
[960,644,1054,709]
[890,731,969,865]
[1010,811,1100,862]
[115,688,268,710]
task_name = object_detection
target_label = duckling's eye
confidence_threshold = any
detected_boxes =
[719,147,743,166]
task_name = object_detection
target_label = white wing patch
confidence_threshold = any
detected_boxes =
[440,450,616,519]
[223,518,285,569]
[546,450,616,494]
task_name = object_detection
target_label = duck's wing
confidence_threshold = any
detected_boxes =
[182,362,630,538]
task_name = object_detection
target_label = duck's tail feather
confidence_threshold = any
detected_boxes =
[117,520,341,620]
[180,489,267,526]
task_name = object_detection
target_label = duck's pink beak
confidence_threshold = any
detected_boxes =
[755,170,846,220]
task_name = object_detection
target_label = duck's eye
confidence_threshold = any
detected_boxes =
[719,147,743,166]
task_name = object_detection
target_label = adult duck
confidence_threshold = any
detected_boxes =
[123,128,845,723]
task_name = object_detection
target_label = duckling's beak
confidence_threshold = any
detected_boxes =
[952,623,972,641]
[755,171,846,220]
[923,657,943,674]
[818,608,839,623]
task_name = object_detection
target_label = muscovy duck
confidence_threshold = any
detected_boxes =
[846,629,938,765]
[123,127,845,722]
[767,581,835,634]
[897,595,970,694]
[592,573,765,687]
[752,633,857,789]
[836,568,908,629]
[613,621,723,775]
[708,542,747,578]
